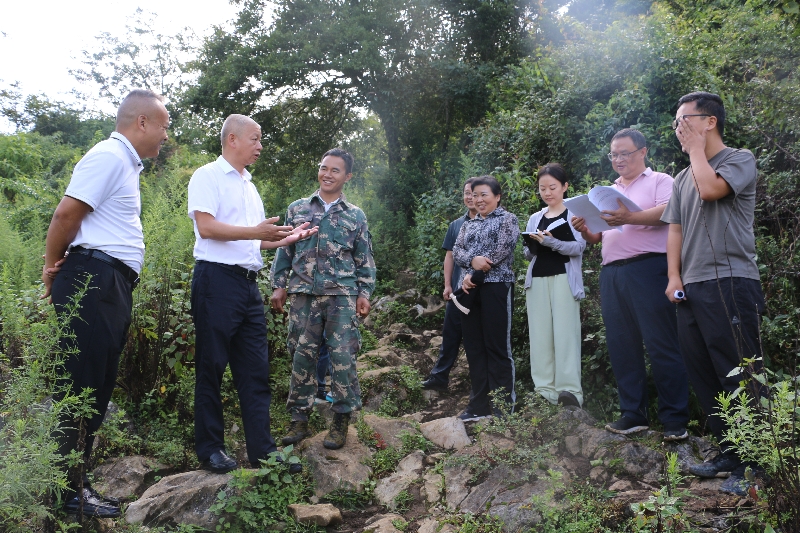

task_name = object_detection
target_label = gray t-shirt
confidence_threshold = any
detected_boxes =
[442,213,469,289]
[661,147,760,284]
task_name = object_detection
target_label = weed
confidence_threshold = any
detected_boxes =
[393,489,414,512]
[359,365,426,417]
[398,430,434,454]
[370,446,404,478]
[630,452,692,532]
[323,479,376,510]
[440,512,505,532]
[209,446,309,531]
[391,518,409,531]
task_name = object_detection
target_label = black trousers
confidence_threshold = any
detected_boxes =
[427,299,464,386]
[600,255,689,427]
[677,277,765,447]
[52,253,133,496]
[191,262,276,464]
[461,282,516,414]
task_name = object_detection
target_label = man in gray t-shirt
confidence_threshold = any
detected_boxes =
[661,92,765,497]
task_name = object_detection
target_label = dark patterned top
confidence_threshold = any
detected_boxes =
[453,206,520,285]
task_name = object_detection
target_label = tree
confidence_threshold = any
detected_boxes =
[70,9,197,106]
[186,0,554,220]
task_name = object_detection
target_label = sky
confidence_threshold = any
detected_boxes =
[0,0,241,131]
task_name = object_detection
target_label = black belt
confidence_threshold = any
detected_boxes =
[70,246,140,289]
[605,252,665,268]
[197,260,260,281]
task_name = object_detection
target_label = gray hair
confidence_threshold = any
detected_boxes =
[220,114,259,147]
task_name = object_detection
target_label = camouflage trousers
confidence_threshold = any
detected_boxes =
[286,294,362,421]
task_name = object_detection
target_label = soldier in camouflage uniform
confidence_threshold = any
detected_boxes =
[270,148,376,450]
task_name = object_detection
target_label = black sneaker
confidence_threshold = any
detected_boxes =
[421,377,448,392]
[605,416,649,435]
[457,409,491,422]
[86,485,120,507]
[316,389,327,401]
[557,391,580,408]
[719,465,752,496]
[63,488,121,518]
[689,452,741,478]
[662,427,689,442]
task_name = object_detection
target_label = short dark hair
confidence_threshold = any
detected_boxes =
[537,163,568,185]
[321,148,354,175]
[470,175,502,196]
[677,91,725,136]
[611,128,647,149]
[464,177,479,190]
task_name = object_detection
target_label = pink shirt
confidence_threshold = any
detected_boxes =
[601,168,673,265]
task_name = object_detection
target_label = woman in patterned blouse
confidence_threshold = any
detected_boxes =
[452,175,520,421]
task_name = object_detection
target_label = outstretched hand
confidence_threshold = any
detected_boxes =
[255,216,294,242]
[278,222,318,246]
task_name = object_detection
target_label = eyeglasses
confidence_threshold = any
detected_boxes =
[607,147,643,162]
[672,114,711,130]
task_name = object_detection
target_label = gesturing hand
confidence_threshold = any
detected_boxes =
[255,216,294,242]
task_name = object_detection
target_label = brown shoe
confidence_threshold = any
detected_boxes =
[281,420,311,445]
[323,412,351,450]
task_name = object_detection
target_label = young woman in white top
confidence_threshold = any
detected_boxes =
[523,163,586,407]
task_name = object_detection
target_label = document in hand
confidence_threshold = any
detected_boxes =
[563,186,642,233]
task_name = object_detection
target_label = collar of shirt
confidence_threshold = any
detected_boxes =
[311,190,350,210]
[215,155,253,181]
[614,167,652,190]
[110,132,143,168]
[475,206,506,221]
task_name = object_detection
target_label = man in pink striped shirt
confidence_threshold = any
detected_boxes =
[572,128,689,441]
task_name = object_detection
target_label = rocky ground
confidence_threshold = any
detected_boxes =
[86,291,759,532]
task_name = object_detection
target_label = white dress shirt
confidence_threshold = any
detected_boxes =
[66,132,145,273]
[188,156,266,271]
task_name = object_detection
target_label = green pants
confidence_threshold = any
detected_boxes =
[286,294,362,420]
[526,274,583,406]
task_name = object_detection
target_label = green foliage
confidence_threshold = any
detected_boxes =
[536,483,627,533]
[323,479,376,510]
[392,489,413,512]
[0,273,95,530]
[209,446,309,532]
[441,512,506,533]
[631,452,693,532]
[718,358,800,532]
[359,365,426,417]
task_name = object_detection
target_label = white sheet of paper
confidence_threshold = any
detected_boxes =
[587,186,642,213]
[564,195,615,233]
[564,186,643,234]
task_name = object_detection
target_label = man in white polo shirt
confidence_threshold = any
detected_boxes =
[42,89,169,518]
[188,114,314,474]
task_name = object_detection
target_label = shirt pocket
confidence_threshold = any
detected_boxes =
[331,216,358,283]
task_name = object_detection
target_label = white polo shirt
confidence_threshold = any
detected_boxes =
[188,156,266,271]
[66,132,145,273]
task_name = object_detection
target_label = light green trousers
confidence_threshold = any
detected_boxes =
[526,274,583,406]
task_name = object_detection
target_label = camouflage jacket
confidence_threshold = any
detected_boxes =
[271,191,376,299]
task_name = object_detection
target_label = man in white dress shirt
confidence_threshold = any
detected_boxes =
[43,89,169,518]
[188,114,313,473]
